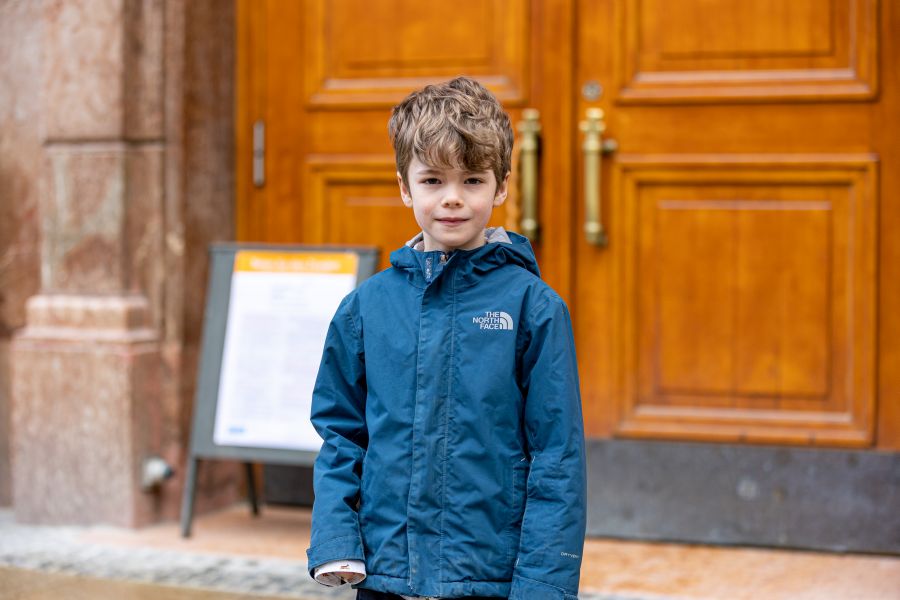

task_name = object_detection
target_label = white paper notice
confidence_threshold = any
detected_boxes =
[213,251,358,451]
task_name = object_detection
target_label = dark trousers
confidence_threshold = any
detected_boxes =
[356,589,503,600]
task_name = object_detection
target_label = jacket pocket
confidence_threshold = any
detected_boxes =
[505,456,530,563]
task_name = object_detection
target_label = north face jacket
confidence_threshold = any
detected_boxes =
[305,228,587,599]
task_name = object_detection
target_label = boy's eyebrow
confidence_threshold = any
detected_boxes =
[413,167,488,176]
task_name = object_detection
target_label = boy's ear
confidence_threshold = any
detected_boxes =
[493,171,511,207]
[397,171,413,207]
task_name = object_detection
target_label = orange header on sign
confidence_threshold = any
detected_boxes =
[234,251,358,275]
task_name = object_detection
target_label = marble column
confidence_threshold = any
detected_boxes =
[10,0,168,526]
[0,0,44,508]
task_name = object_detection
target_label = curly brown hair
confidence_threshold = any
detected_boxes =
[388,76,514,187]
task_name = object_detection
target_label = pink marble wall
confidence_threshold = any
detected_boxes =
[42,0,164,140]
[42,0,125,140]
[40,0,166,306]
[12,295,160,525]
[149,0,241,523]
[0,0,44,507]
[5,0,241,524]
[181,0,237,423]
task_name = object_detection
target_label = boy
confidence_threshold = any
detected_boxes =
[305,76,586,600]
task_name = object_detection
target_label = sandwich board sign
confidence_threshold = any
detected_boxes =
[180,243,379,537]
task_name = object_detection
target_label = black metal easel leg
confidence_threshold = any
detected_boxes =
[180,457,200,538]
[245,462,260,516]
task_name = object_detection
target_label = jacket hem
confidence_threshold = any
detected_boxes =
[352,572,511,598]
[508,573,578,600]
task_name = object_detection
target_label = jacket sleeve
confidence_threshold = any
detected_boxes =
[305,292,369,579]
[510,295,587,600]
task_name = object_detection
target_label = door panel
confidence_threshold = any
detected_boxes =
[618,0,877,101]
[304,158,418,269]
[612,157,876,445]
[304,0,529,107]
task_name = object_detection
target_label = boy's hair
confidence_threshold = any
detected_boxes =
[388,76,514,187]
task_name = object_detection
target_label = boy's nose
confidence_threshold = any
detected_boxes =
[441,194,463,208]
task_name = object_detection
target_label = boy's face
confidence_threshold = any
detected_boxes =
[398,155,509,253]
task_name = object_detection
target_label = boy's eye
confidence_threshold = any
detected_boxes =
[422,178,440,185]
[465,177,485,184]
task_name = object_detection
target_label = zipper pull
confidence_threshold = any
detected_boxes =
[440,252,448,264]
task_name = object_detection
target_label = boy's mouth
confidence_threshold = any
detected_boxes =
[437,217,467,224]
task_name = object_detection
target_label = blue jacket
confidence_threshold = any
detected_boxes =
[306,228,586,599]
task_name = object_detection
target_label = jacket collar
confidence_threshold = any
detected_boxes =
[389,227,540,288]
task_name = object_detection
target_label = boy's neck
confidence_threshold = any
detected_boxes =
[423,240,486,253]
[420,229,488,253]
[407,227,510,253]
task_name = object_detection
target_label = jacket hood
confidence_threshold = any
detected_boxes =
[389,226,541,286]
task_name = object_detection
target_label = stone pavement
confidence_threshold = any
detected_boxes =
[0,504,898,600]
[0,507,606,600]
[1,566,289,600]
[0,508,349,599]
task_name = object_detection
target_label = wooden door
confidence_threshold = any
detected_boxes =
[574,0,896,450]
[237,0,541,272]
[237,0,899,452]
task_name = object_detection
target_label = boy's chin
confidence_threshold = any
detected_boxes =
[425,232,485,252]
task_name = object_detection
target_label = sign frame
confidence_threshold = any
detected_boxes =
[180,243,379,537]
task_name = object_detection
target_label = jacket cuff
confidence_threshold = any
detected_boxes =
[313,558,366,587]
[306,534,365,579]
[508,573,579,600]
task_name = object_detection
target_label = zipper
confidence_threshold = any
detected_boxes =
[425,252,451,283]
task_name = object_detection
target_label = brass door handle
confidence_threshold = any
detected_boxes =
[579,108,616,246]
[517,108,541,242]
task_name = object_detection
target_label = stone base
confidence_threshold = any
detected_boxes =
[586,438,900,554]
[0,340,12,507]
[11,294,163,526]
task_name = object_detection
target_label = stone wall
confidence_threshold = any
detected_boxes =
[0,0,44,507]
[1,0,240,525]
[173,0,243,520]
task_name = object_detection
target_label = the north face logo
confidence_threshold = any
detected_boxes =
[472,311,514,331]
